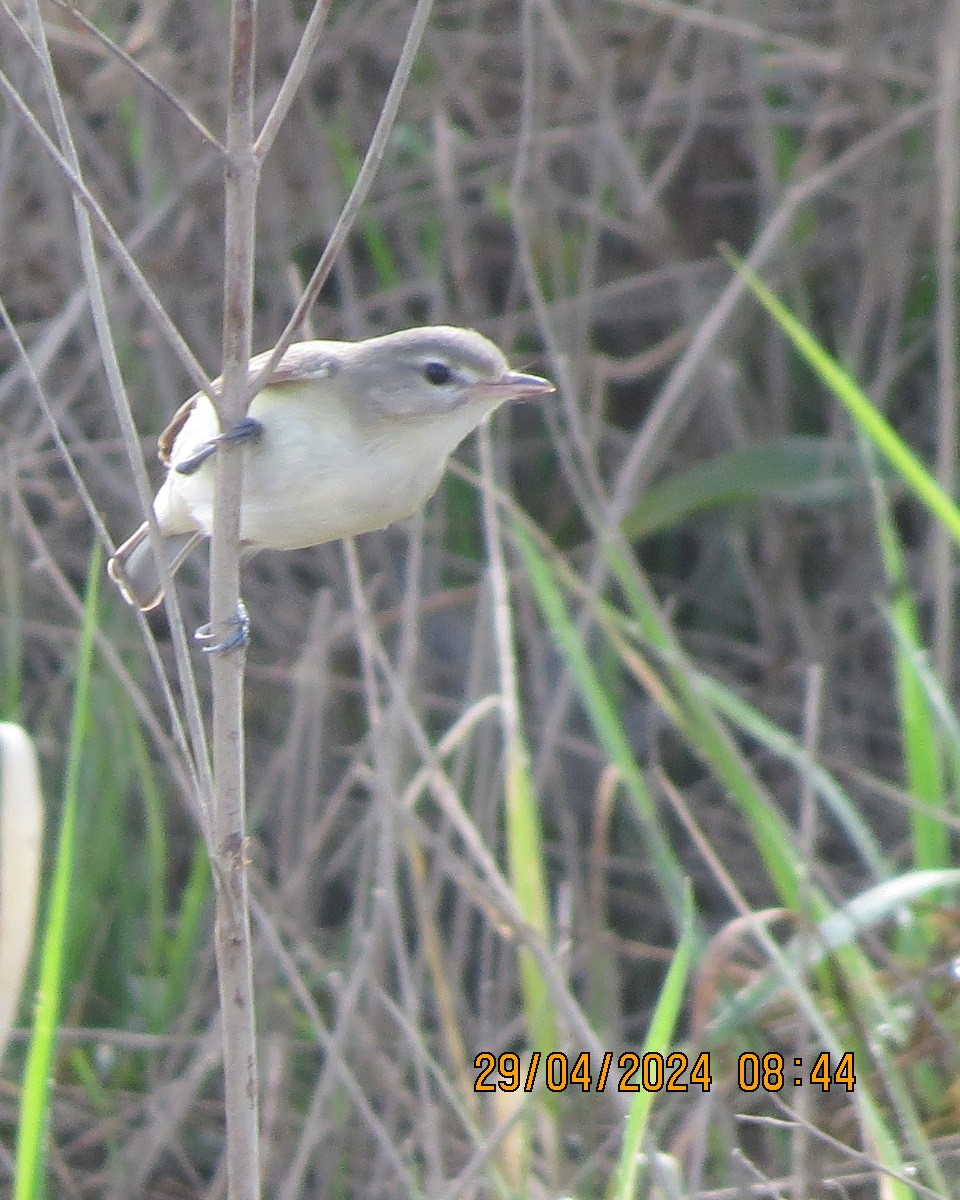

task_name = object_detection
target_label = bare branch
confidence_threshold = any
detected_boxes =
[208,0,261,1193]
[254,0,333,162]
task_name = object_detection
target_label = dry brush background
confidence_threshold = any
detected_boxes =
[1,0,958,1197]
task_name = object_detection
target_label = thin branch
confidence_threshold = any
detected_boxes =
[209,0,261,1194]
[46,0,225,153]
[249,0,436,392]
[933,0,960,686]
[254,0,333,161]
[620,0,930,89]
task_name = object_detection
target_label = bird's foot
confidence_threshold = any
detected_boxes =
[195,599,250,653]
[218,416,264,446]
[175,417,264,476]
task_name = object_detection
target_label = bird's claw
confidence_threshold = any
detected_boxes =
[195,600,250,653]
[175,417,264,475]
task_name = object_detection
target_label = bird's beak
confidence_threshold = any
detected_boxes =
[471,370,556,403]
[503,370,556,398]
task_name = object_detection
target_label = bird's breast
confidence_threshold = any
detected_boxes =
[167,384,459,550]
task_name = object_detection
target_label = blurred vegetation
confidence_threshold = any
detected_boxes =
[2,0,960,1196]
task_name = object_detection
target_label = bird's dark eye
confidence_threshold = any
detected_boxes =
[423,360,453,386]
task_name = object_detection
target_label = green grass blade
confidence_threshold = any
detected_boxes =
[326,122,401,290]
[708,869,960,1039]
[728,252,951,871]
[14,544,101,1200]
[883,608,960,796]
[724,249,960,546]
[601,539,807,911]
[611,884,695,1200]
[862,440,948,870]
[126,708,168,983]
[163,844,210,1028]
[674,661,889,878]
[511,523,689,929]
[504,742,560,1057]
[623,436,894,540]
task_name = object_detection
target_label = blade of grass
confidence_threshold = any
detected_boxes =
[883,609,960,821]
[326,121,402,290]
[126,707,169,986]
[163,844,211,1030]
[722,248,960,545]
[14,544,101,1200]
[611,883,695,1200]
[479,419,560,1079]
[726,250,952,872]
[707,869,960,1040]
[600,537,807,912]
[670,658,889,879]
[862,438,949,870]
[513,514,918,1183]
[511,523,689,930]
[504,746,559,1056]
[622,436,897,540]
[601,541,922,1081]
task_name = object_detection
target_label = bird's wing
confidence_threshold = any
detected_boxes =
[258,342,341,386]
[158,394,199,466]
[156,343,342,466]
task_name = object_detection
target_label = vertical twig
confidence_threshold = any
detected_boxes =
[211,0,261,1195]
[251,0,437,379]
[209,0,436,1188]
[933,0,960,688]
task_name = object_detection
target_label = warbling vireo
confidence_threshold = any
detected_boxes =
[108,325,554,610]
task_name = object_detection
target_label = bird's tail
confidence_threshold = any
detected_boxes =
[108,524,202,611]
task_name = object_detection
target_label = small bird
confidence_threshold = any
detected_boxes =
[108,325,555,612]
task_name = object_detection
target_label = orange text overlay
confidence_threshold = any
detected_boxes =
[473,1050,856,1094]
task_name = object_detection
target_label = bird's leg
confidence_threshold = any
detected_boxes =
[182,416,261,647]
[194,599,250,653]
[174,416,264,476]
